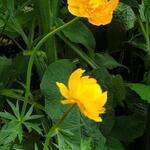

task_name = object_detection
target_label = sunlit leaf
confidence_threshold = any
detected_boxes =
[128,83,150,103]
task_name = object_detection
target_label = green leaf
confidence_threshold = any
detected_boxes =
[58,33,98,69]
[90,68,115,136]
[7,101,20,119]
[0,121,23,144]
[0,144,11,150]
[41,59,81,149]
[23,105,34,121]
[12,144,24,150]
[143,0,150,21]
[128,83,150,103]
[116,3,136,30]
[22,136,39,150]
[26,115,43,121]
[112,75,126,106]
[82,119,106,150]
[34,143,39,150]
[0,111,16,120]
[58,19,95,57]
[95,53,123,69]
[40,59,75,121]
[0,3,34,40]
[0,89,24,99]
[23,122,42,135]
[105,137,125,150]
[12,53,29,78]
[23,105,43,121]
[57,129,73,150]
[0,56,12,88]
[57,133,66,150]
[80,138,92,150]
[111,115,146,142]
[120,0,139,8]
[35,0,57,63]
[58,111,81,150]
[129,38,147,52]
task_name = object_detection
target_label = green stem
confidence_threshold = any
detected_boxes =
[11,38,24,51]
[21,17,79,117]
[146,17,150,56]
[145,104,150,150]
[36,0,57,63]
[12,18,31,49]
[138,17,150,56]
[0,89,45,111]
[43,104,75,150]
[138,17,147,40]
[51,0,59,24]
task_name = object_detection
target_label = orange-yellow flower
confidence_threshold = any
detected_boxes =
[67,0,119,26]
[56,68,107,122]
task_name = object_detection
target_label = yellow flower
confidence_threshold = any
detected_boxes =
[56,68,107,122]
[67,0,119,26]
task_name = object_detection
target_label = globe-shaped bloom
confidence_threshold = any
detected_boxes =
[67,0,119,26]
[56,68,107,122]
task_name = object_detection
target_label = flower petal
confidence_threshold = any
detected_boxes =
[88,12,113,26]
[81,76,97,84]
[56,82,70,99]
[79,83,102,101]
[68,68,85,98]
[56,68,108,123]
[67,0,119,26]
[83,109,103,122]
[68,68,85,88]
[97,91,107,107]
[78,91,107,122]
[88,0,119,26]
[107,0,119,12]
[68,0,90,17]
[76,100,85,114]
[99,107,105,114]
